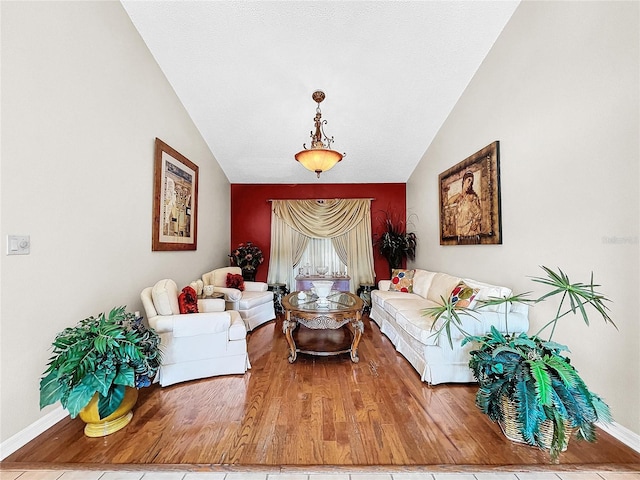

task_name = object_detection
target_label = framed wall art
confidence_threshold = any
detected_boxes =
[152,138,198,251]
[439,141,501,246]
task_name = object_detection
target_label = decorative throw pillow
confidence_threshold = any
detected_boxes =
[226,273,245,291]
[178,286,199,314]
[463,278,512,313]
[152,278,180,315]
[389,269,415,293]
[450,281,479,309]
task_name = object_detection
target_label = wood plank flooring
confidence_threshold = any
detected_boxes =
[3,314,640,473]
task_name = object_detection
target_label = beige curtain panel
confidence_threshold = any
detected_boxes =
[267,199,375,293]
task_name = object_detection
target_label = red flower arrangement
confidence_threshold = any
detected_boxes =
[229,241,264,273]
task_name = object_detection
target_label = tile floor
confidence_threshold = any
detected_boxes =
[0,471,639,480]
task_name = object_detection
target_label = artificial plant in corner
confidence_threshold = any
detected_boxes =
[373,209,417,276]
[40,306,162,420]
[424,266,615,461]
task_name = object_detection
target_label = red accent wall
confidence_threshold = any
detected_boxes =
[230,183,407,286]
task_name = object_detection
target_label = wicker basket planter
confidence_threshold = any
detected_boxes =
[432,267,616,461]
[499,396,572,452]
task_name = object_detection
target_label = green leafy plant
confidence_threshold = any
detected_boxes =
[373,209,417,275]
[423,266,615,460]
[40,306,162,419]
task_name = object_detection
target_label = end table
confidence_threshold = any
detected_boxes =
[268,283,289,314]
[357,282,375,313]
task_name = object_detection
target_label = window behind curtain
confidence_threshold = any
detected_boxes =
[295,237,347,276]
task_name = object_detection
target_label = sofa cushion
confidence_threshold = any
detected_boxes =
[395,307,441,345]
[463,278,512,313]
[430,307,526,339]
[172,312,230,337]
[178,286,199,314]
[426,272,462,303]
[412,270,436,299]
[152,279,180,315]
[212,267,242,287]
[385,296,432,319]
[450,281,479,309]
[236,290,273,310]
[372,289,421,309]
[197,298,226,313]
[226,273,245,291]
[389,269,415,293]
[189,279,204,296]
[243,281,268,292]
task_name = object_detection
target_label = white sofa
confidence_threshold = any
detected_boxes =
[202,266,275,332]
[370,269,529,385]
[141,279,251,387]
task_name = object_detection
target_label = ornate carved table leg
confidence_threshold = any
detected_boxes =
[282,311,297,363]
[350,311,364,363]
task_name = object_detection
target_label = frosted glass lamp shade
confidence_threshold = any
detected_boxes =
[295,148,343,178]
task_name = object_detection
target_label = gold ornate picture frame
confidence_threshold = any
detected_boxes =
[439,141,502,245]
[152,138,198,251]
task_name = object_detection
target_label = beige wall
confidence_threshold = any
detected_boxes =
[408,1,639,434]
[1,1,230,441]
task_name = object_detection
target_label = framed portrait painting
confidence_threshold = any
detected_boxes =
[152,138,198,251]
[439,141,502,246]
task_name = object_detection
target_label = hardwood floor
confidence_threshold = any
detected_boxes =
[3,314,639,473]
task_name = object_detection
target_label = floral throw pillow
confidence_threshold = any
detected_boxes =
[178,286,199,314]
[226,273,245,291]
[450,281,479,309]
[389,269,415,293]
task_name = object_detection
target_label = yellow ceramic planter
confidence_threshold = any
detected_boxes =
[78,387,138,437]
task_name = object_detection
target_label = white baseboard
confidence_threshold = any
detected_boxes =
[597,421,640,453]
[0,406,67,461]
[1,409,638,461]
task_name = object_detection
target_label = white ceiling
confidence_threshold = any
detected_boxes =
[121,1,520,184]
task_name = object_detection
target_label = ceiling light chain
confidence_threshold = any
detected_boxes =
[307,94,334,151]
[295,90,345,178]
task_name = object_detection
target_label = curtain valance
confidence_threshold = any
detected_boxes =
[271,199,371,238]
[267,199,375,292]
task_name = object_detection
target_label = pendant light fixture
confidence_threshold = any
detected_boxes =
[295,90,345,178]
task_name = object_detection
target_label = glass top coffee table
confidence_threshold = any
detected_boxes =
[281,291,364,363]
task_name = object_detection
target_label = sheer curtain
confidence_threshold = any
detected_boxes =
[267,199,375,293]
[296,238,347,277]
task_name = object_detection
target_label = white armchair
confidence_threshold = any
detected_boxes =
[140,279,250,387]
[202,266,276,331]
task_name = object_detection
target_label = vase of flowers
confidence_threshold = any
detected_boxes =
[229,241,264,281]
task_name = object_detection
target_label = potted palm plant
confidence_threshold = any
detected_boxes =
[373,209,417,276]
[425,266,615,460]
[39,306,162,437]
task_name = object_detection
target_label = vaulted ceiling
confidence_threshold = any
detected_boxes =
[121,1,520,184]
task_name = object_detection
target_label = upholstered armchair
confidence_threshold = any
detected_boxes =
[140,279,250,387]
[202,266,275,331]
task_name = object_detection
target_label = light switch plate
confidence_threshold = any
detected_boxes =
[7,235,30,255]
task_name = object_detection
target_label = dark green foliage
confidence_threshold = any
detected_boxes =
[425,296,477,349]
[39,306,162,419]
[373,209,417,272]
[530,266,615,340]
[424,267,615,461]
[467,328,611,460]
